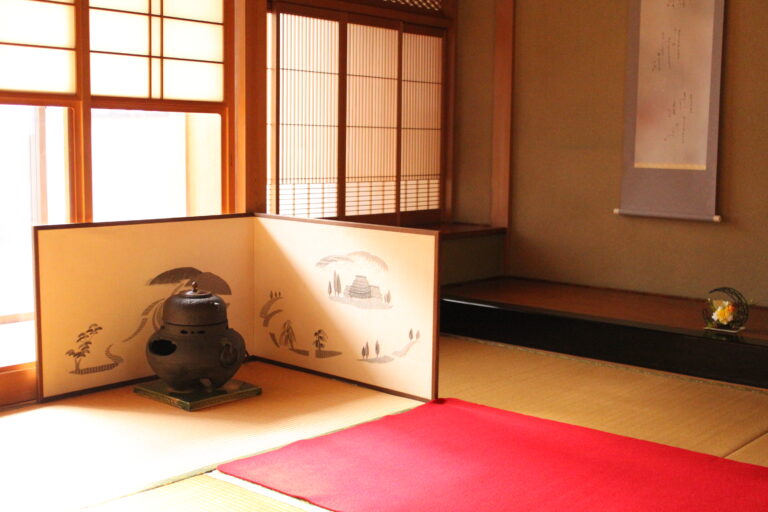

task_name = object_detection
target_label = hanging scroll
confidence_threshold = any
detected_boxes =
[619,0,724,221]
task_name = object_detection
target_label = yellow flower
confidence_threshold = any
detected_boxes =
[712,303,734,325]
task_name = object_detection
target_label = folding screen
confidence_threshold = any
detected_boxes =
[35,214,437,400]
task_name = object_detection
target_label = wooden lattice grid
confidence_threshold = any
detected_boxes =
[381,0,443,13]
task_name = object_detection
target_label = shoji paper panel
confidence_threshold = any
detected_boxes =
[277,14,339,218]
[88,0,224,100]
[89,0,148,14]
[0,0,76,93]
[0,46,76,93]
[0,0,75,48]
[400,32,442,212]
[89,9,148,55]
[164,0,222,23]
[252,215,438,400]
[345,23,398,216]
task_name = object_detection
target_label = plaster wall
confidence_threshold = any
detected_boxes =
[504,0,768,304]
[452,0,496,224]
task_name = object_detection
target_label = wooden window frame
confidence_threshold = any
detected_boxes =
[0,0,237,408]
[266,0,454,227]
[0,0,237,223]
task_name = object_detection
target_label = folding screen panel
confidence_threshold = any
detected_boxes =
[35,215,255,399]
[252,215,438,400]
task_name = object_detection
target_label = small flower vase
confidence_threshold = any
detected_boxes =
[702,287,749,334]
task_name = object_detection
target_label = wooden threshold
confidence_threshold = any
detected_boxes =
[0,362,37,408]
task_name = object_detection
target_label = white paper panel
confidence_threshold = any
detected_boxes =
[89,9,148,55]
[0,45,76,93]
[90,53,149,97]
[163,18,223,62]
[347,23,397,79]
[402,81,441,129]
[401,129,440,176]
[402,32,442,83]
[346,128,396,180]
[163,59,222,101]
[278,126,338,181]
[0,0,75,48]
[252,216,437,400]
[279,70,337,125]
[280,14,338,74]
[89,0,149,14]
[346,76,397,127]
[151,16,161,55]
[150,57,161,97]
[163,0,222,23]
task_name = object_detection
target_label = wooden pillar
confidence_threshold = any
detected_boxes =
[490,0,514,229]
[237,0,268,213]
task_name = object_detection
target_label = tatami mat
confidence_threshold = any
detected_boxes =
[0,361,420,512]
[87,336,768,511]
[84,475,312,512]
[6,336,768,511]
[439,335,768,461]
[727,433,768,467]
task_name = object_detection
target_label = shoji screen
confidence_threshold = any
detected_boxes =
[89,0,224,100]
[268,7,445,222]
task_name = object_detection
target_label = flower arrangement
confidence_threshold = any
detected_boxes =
[703,287,750,333]
[709,300,735,326]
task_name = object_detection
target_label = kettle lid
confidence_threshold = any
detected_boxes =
[163,282,228,326]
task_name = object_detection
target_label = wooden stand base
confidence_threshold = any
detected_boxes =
[134,379,262,411]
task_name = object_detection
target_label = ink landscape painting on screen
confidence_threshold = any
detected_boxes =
[252,216,437,399]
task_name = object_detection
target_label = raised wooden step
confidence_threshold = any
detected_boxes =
[441,278,768,389]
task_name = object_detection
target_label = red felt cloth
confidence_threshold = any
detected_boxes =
[218,398,768,511]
